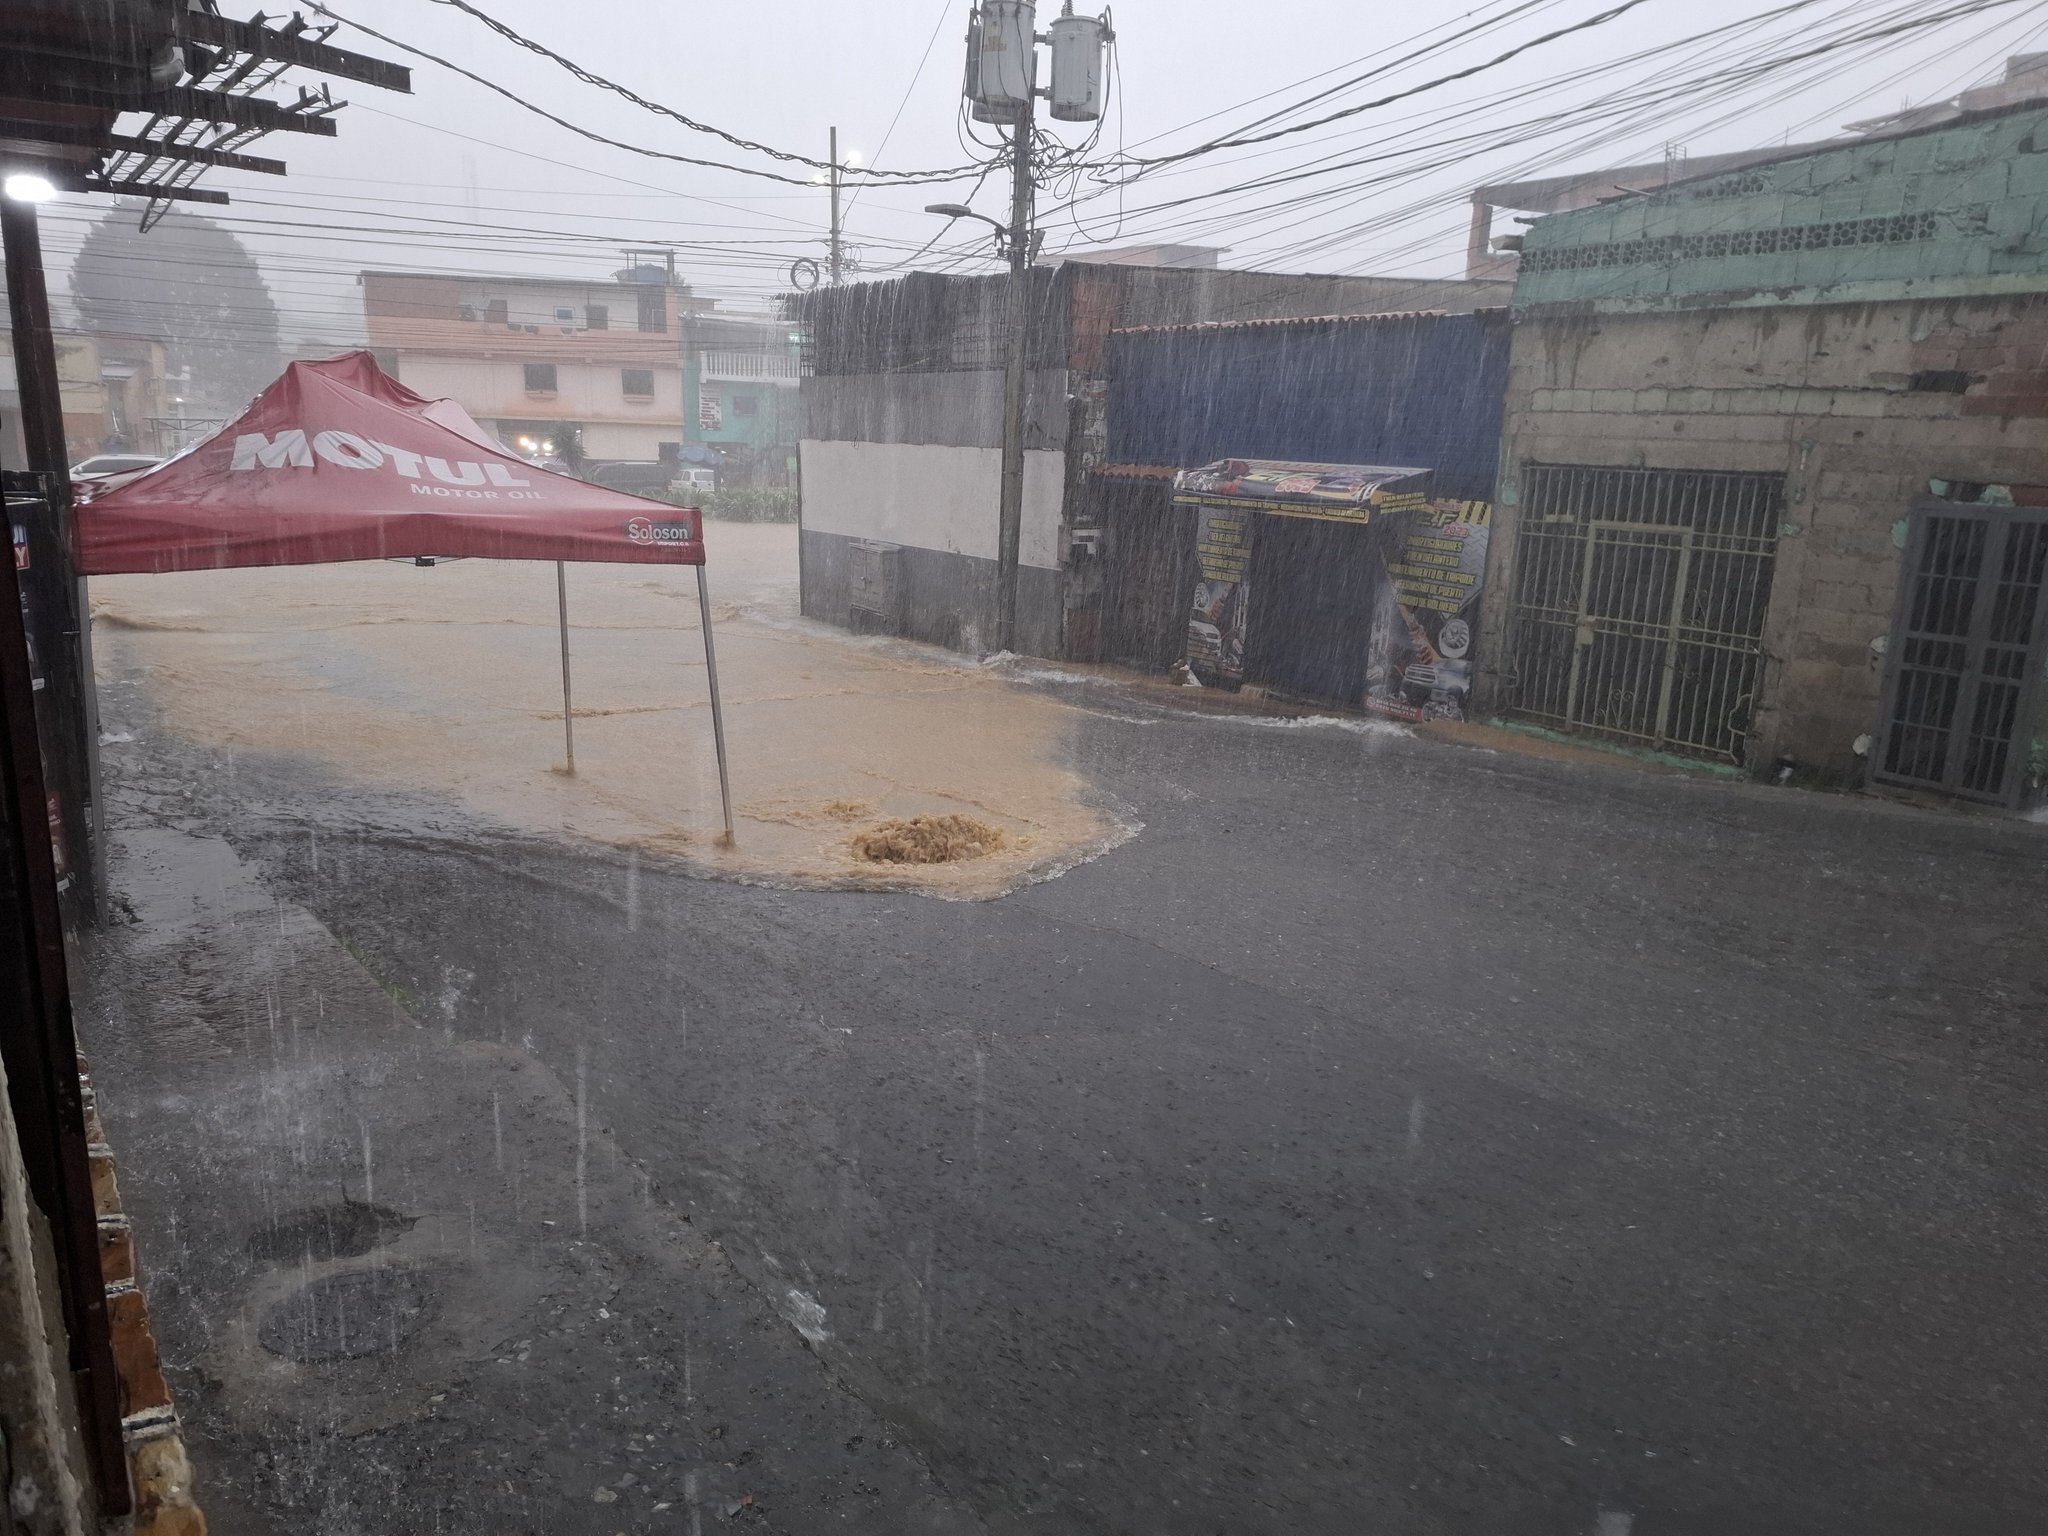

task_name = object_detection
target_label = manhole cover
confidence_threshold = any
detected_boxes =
[259,1267,437,1363]
[850,813,1007,864]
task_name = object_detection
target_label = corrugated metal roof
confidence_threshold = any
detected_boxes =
[1109,307,1506,336]
[1105,306,1510,494]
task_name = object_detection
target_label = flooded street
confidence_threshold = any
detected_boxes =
[88,522,1123,899]
[74,524,2048,1534]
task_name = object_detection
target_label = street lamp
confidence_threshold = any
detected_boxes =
[924,203,1010,252]
[3,173,56,203]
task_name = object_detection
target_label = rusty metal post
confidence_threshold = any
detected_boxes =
[1,192,98,918]
[0,471,131,1515]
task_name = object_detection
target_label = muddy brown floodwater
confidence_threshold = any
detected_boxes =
[89,521,1128,898]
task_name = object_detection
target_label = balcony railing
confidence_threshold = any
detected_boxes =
[698,350,800,382]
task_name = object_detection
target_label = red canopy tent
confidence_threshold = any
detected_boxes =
[73,351,734,837]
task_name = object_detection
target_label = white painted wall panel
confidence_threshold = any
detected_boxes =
[580,422,672,460]
[798,440,1066,571]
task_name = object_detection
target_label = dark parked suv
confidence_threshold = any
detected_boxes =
[584,460,677,496]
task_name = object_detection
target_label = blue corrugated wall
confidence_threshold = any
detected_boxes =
[1105,309,1511,499]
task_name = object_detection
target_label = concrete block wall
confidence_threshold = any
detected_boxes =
[1480,294,2048,779]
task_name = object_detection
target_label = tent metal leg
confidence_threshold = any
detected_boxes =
[555,561,574,773]
[75,574,106,921]
[695,564,735,845]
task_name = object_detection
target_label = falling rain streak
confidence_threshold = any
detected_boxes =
[12,2,2048,1533]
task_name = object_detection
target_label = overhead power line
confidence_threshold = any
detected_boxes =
[425,0,984,183]
[352,105,872,237]
[1037,0,2027,263]
[844,0,959,220]
[1104,0,1665,171]
[1115,0,1570,155]
[308,1,983,188]
[1232,0,2024,282]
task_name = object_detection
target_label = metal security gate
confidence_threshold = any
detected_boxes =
[1094,470,1192,672]
[1503,466,1781,762]
[1873,501,2048,805]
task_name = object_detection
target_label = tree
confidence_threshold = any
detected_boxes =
[554,424,587,472]
[70,203,284,420]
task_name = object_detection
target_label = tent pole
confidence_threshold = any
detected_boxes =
[695,564,735,846]
[75,575,107,922]
[555,561,574,773]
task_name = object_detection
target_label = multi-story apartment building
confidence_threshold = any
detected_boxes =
[361,265,804,477]
[360,265,694,463]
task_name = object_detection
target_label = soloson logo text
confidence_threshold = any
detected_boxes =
[624,516,698,547]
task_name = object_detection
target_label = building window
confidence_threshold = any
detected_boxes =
[622,368,654,398]
[636,289,665,333]
[555,306,576,323]
[586,303,608,330]
[732,394,758,417]
[524,362,557,394]
[484,298,508,325]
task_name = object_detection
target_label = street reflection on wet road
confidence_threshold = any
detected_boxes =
[78,519,2048,1536]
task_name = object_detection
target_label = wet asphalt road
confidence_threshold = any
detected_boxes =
[105,682,2048,1535]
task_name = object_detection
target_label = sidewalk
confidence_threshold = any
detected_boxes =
[74,824,984,1536]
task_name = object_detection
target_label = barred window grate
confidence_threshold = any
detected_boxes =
[1876,505,2048,805]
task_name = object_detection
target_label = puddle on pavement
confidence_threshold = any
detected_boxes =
[89,522,1129,898]
[259,1266,438,1363]
[246,1198,418,1264]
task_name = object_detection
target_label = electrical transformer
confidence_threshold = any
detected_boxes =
[962,5,984,102]
[970,1,1037,114]
[1047,6,1110,122]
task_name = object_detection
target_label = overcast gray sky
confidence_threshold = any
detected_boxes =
[36,0,2048,345]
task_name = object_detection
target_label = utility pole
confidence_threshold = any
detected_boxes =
[994,98,1032,654]
[828,125,844,285]
[957,0,1109,655]
[0,178,130,1510]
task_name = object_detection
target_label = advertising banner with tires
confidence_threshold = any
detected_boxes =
[1362,501,1492,723]
[1186,505,1252,685]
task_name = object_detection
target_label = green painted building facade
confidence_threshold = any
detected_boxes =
[680,315,803,485]
[1513,102,2048,313]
